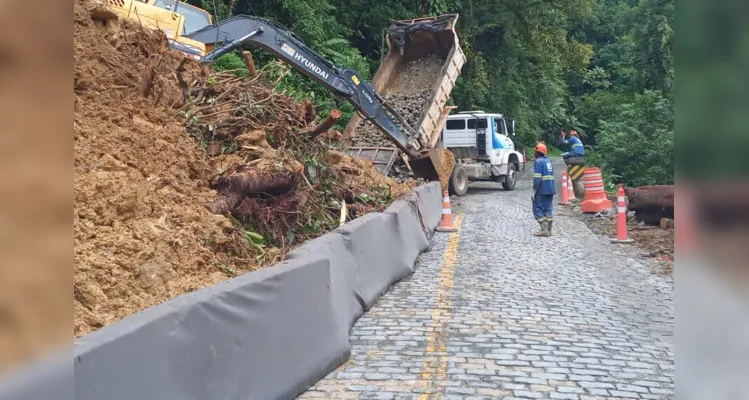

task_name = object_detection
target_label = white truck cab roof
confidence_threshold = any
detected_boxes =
[449,111,505,119]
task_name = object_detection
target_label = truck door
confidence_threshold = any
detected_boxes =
[497,118,515,150]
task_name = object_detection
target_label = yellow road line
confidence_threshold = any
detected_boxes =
[418,214,463,399]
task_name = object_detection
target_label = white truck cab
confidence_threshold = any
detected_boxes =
[440,111,524,196]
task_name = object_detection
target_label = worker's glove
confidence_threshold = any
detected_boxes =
[531,189,536,203]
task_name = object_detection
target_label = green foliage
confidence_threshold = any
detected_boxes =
[632,0,674,92]
[587,90,673,186]
[523,144,564,158]
[567,0,674,186]
[210,52,249,77]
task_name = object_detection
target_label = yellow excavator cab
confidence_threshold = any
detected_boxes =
[146,0,213,35]
[99,0,211,60]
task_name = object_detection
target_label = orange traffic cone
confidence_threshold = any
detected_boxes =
[522,148,527,163]
[437,190,458,232]
[559,171,569,205]
[581,167,613,213]
[567,176,576,200]
[611,184,633,243]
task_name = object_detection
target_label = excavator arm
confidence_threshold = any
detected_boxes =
[186,15,424,159]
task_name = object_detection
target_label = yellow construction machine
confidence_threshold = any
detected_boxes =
[99,0,210,60]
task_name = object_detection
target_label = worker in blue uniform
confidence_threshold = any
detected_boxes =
[561,129,585,160]
[532,142,555,236]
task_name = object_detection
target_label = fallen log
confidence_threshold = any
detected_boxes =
[301,109,342,138]
[624,185,674,225]
[206,168,297,214]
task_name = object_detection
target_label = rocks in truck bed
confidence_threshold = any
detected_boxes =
[351,89,434,148]
[348,55,445,179]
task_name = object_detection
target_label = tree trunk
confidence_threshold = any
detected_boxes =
[624,185,674,225]
[241,51,256,77]
[301,109,342,138]
[301,100,316,125]
[227,0,236,17]
[206,170,296,214]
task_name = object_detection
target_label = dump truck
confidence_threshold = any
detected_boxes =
[440,111,524,196]
[343,15,467,176]
[99,0,461,182]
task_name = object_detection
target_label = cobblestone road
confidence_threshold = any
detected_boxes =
[300,160,674,400]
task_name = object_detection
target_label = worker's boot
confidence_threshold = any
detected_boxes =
[534,221,550,237]
[533,220,543,236]
[540,221,551,237]
[547,219,553,236]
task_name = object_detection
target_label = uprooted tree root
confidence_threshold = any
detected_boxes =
[173,50,416,249]
[207,171,298,215]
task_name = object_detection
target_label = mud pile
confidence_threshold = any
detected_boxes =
[74,2,254,337]
[74,0,414,337]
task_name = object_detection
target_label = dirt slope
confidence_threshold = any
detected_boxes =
[74,0,416,337]
[74,2,254,337]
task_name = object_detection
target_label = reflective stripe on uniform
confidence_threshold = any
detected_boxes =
[572,143,584,148]
[533,173,542,178]
[542,176,554,180]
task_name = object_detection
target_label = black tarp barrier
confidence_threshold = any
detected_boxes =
[0,182,443,400]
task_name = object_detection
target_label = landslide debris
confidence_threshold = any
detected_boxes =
[74,0,415,337]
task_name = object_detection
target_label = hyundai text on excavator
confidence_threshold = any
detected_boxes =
[101,0,466,183]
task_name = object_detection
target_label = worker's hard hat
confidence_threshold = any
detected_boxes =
[534,142,548,156]
[569,130,579,136]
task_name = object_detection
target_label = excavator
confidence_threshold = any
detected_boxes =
[101,0,455,182]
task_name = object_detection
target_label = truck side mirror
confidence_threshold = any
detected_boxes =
[511,120,516,136]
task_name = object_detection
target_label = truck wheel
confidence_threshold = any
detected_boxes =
[502,163,518,191]
[448,165,468,197]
